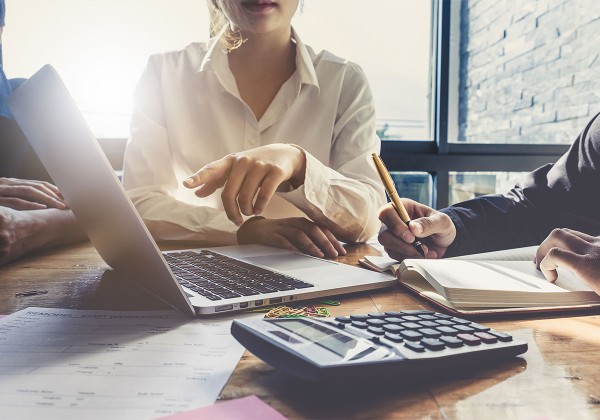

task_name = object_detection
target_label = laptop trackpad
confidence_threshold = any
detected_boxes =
[244,254,335,271]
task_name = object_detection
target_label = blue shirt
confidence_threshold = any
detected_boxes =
[0,0,5,27]
[0,43,51,180]
[0,44,14,118]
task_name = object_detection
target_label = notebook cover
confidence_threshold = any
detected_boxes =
[397,280,600,320]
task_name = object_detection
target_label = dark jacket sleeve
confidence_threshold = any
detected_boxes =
[442,112,600,257]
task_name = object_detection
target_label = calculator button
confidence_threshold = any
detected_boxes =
[440,336,464,348]
[402,310,435,315]
[401,315,422,322]
[383,324,404,333]
[383,317,404,324]
[435,319,455,326]
[433,313,453,319]
[367,313,388,319]
[421,338,445,351]
[451,317,472,325]
[437,326,459,335]
[400,322,421,330]
[350,314,368,322]
[474,332,498,344]
[488,330,513,342]
[367,326,385,335]
[418,314,438,321]
[400,330,423,341]
[418,320,439,328]
[351,321,368,329]
[454,325,475,333]
[384,311,405,317]
[335,316,352,323]
[469,322,491,332]
[404,341,426,352]
[366,318,387,327]
[457,333,482,346]
[419,328,442,338]
[384,333,404,343]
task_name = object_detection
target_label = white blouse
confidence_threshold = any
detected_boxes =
[122,29,385,245]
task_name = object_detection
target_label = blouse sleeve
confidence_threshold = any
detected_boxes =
[122,56,238,244]
[280,63,386,243]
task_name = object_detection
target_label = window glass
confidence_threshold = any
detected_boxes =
[391,172,433,207]
[4,0,433,141]
[448,171,528,205]
[455,0,600,144]
[3,0,210,138]
[296,0,433,141]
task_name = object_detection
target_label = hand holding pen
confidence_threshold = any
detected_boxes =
[372,154,457,260]
[372,154,426,257]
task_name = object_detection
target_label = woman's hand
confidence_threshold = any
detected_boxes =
[0,177,67,210]
[237,217,346,259]
[378,200,456,260]
[535,228,600,294]
[183,144,306,226]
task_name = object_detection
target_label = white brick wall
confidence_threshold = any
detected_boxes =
[459,0,600,143]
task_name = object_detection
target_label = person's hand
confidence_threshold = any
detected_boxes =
[183,144,306,226]
[378,200,456,261]
[236,217,346,259]
[535,228,600,294]
[0,177,67,210]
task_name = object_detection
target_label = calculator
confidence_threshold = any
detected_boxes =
[231,310,527,381]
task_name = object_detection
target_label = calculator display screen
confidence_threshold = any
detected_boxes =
[272,319,358,357]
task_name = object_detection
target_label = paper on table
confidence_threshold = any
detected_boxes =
[359,255,400,275]
[156,395,287,420]
[0,307,258,420]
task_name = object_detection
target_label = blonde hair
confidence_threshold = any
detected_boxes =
[207,0,245,52]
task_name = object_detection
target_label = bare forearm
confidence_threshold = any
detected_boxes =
[0,208,87,265]
[35,208,87,248]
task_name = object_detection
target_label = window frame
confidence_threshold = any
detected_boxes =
[380,0,569,209]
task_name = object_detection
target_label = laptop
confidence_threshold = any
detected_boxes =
[7,65,396,316]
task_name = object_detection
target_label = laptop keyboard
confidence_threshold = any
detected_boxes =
[164,250,315,301]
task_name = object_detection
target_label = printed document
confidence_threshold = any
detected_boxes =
[0,307,252,419]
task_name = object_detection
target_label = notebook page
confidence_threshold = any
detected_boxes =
[444,247,591,292]
[414,259,577,292]
[361,255,399,271]
[447,246,538,262]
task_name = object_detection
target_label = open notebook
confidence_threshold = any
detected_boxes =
[360,246,600,316]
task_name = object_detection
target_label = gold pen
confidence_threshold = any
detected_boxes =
[372,153,426,257]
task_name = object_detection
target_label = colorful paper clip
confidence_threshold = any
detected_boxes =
[263,305,331,319]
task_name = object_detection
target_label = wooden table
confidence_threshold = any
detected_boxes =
[1,241,600,419]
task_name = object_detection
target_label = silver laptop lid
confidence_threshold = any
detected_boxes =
[8,64,195,316]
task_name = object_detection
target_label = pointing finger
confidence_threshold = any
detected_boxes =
[184,157,232,190]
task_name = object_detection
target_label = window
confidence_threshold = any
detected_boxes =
[391,172,433,207]
[295,0,433,141]
[454,0,600,145]
[4,0,433,142]
[380,0,586,208]
[448,171,528,205]
[5,0,586,209]
[3,0,210,138]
